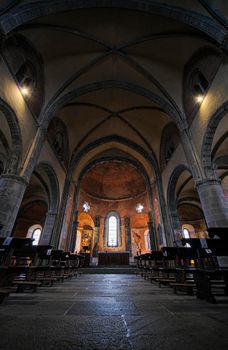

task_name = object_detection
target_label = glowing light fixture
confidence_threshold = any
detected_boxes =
[196,94,203,103]
[21,86,30,96]
[83,201,90,212]
[136,203,144,213]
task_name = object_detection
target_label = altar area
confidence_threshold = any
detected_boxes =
[98,251,129,265]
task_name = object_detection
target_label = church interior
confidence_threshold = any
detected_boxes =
[0,1,228,349]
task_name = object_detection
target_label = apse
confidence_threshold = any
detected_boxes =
[76,160,151,261]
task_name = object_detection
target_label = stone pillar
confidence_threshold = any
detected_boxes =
[196,179,228,227]
[52,177,72,249]
[0,126,47,238]
[151,181,170,246]
[69,211,79,252]
[40,211,57,245]
[22,126,46,180]
[180,129,203,182]
[124,216,132,256]
[92,215,100,257]
[169,207,182,245]
[0,174,28,237]
[148,211,157,250]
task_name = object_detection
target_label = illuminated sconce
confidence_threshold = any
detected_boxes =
[195,94,203,103]
[136,203,144,213]
[83,201,90,212]
[20,85,30,97]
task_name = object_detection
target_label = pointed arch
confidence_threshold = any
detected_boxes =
[43,80,184,128]
[0,97,22,174]
[201,101,228,178]
[1,0,225,47]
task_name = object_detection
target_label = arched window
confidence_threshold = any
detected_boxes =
[190,69,209,97]
[32,228,42,245]
[108,216,118,246]
[105,211,120,247]
[182,228,191,248]
[27,224,42,245]
[183,228,190,239]
[16,60,36,96]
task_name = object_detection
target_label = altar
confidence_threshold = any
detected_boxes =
[98,251,129,265]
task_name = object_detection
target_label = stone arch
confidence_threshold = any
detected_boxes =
[201,101,228,178]
[160,122,180,172]
[78,212,95,229]
[33,162,60,245]
[36,161,59,212]
[2,34,45,117]
[168,164,207,240]
[68,134,170,247]
[0,129,10,175]
[47,117,69,169]
[1,0,225,47]
[77,155,152,203]
[183,46,222,126]
[0,98,22,174]
[167,164,191,241]
[71,134,159,179]
[43,80,184,129]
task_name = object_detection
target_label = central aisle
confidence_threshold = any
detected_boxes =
[0,274,228,350]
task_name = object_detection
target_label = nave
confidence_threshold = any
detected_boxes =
[0,273,228,350]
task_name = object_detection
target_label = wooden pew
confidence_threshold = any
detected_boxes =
[182,237,228,303]
[10,244,44,292]
[167,246,198,295]
[0,237,36,297]
[135,251,164,280]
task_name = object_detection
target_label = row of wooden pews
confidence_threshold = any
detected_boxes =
[135,231,228,303]
[0,237,82,303]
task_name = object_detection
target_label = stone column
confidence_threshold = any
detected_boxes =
[180,129,203,182]
[22,126,46,181]
[92,215,100,257]
[0,174,28,237]
[39,211,57,245]
[0,126,47,238]
[169,207,182,245]
[148,211,157,250]
[69,212,79,252]
[124,216,132,256]
[52,176,72,249]
[151,181,171,246]
[196,179,228,227]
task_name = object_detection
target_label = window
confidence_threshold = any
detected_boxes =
[190,69,208,97]
[27,224,42,245]
[183,228,190,239]
[105,211,120,247]
[32,228,41,245]
[108,216,117,246]
[183,228,190,248]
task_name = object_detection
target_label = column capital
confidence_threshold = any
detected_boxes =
[0,174,29,186]
[196,178,221,188]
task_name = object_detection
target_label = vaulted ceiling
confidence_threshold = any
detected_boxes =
[0,1,226,178]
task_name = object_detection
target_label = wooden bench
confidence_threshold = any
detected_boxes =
[0,287,10,303]
[170,282,196,295]
[181,236,228,303]
[12,280,41,293]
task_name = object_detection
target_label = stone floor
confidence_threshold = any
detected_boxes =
[1,274,228,350]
